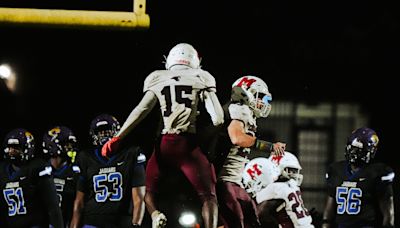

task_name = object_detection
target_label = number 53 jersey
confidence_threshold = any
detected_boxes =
[76,146,146,225]
[325,160,394,227]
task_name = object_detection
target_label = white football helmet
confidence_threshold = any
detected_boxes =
[165,43,201,70]
[269,151,303,186]
[231,76,272,118]
[242,157,280,197]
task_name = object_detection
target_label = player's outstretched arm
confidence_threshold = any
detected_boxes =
[322,196,335,228]
[132,186,146,226]
[70,191,85,228]
[117,91,158,139]
[203,90,224,126]
[380,195,395,227]
[228,119,256,148]
[102,91,157,157]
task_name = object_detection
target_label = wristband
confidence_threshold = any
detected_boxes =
[253,138,273,152]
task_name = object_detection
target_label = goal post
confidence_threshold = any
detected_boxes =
[0,0,149,30]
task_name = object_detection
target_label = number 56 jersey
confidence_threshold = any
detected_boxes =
[76,146,146,225]
[325,161,394,227]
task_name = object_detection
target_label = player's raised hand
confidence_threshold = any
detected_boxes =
[101,136,121,157]
[272,142,286,156]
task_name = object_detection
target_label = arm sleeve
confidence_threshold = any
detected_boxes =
[325,164,336,197]
[38,176,64,228]
[203,90,224,126]
[117,91,158,138]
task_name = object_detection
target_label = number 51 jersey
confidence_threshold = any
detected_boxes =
[325,160,394,227]
[76,146,146,225]
[0,159,55,227]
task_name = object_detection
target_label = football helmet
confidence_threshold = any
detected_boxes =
[242,157,280,197]
[165,43,201,70]
[269,151,303,186]
[231,76,272,118]
[42,126,78,163]
[89,114,121,146]
[3,128,35,163]
[345,127,379,164]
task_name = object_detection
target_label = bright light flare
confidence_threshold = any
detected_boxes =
[178,211,196,227]
[0,64,11,79]
[0,63,17,92]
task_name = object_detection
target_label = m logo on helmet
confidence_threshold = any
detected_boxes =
[271,155,283,165]
[236,77,256,88]
[246,164,262,179]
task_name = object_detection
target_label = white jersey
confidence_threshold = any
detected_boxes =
[144,68,217,134]
[256,179,314,228]
[219,103,257,186]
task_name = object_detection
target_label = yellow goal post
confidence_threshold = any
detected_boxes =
[0,0,149,30]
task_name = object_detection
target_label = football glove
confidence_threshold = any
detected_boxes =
[151,210,167,228]
[101,136,121,157]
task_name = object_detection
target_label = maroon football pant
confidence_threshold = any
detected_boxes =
[146,134,217,202]
[217,181,260,228]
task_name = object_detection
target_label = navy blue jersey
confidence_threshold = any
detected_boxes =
[0,158,63,228]
[76,146,145,227]
[52,163,80,226]
[326,160,394,227]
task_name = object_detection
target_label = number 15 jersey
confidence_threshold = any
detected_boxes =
[144,68,217,134]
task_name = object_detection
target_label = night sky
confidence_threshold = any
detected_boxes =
[1,0,399,226]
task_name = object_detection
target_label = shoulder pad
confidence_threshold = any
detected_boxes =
[143,70,162,93]
[229,103,253,123]
[72,165,81,174]
[39,166,53,177]
[199,70,216,91]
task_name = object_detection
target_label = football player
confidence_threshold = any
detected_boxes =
[42,125,80,227]
[251,152,314,228]
[215,75,285,228]
[70,114,146,228]
[322,127,395,228]
[101,43,224,228]
[0,128,63,228]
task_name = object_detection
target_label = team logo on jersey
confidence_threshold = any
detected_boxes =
[236,76,256,88]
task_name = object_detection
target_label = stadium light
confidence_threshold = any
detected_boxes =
[0,64,11,79]
[0,63,17,92]
[178,211,197,227]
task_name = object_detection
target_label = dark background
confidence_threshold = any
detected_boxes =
[0,0,399,227]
